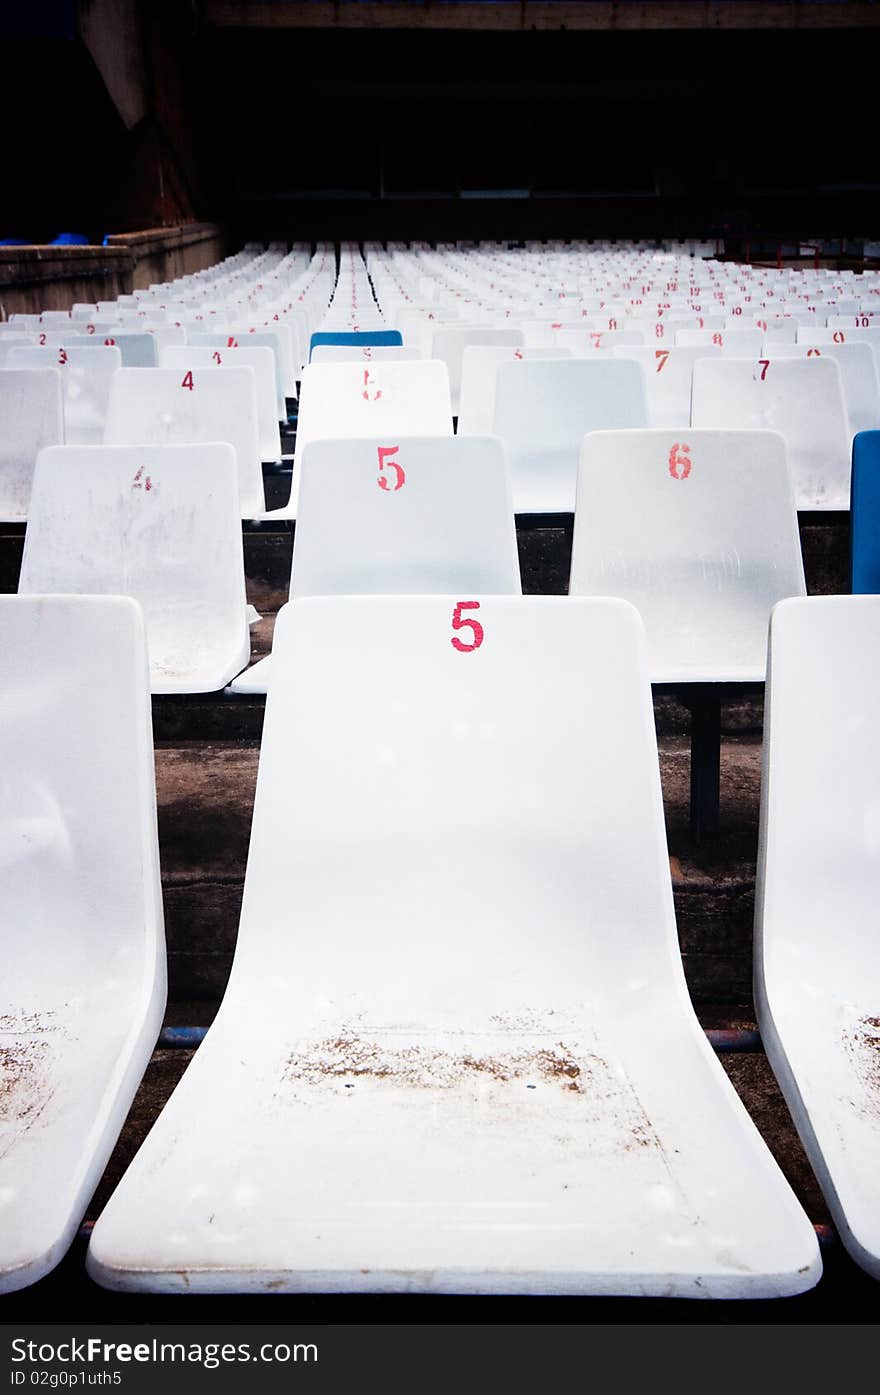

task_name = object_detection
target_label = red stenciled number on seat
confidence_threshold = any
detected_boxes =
[377,445,405,492]
[181,371,194,390]
[103,338,115,347]
[807,347,822,357]
[132,466,154,493]
[451,601,483,652]
[833,331,846,344]
[362,368,382,402]
[227,336,238,348]
[668,443,692,481]
[58,348,68,366]
[757,359,770,382]
[655,350,670,373]
[212,351,222,364]
[86,324,95,335]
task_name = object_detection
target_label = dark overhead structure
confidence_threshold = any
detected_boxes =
[2,2,880,245]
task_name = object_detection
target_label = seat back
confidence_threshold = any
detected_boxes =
[0,368,64,520]
[9,344,121,446]
[229,596,679,1016]
[570,429,805,681]
[80,332,160,368]
[457,345,572,437]
[309,330,403,360]
[757,595,880,970]
[492,357,648,512]
[430,327,523,414]
[103,366,264,518]
[159,345,281,463]
[851,430,880,592]
[293,436,520,597]
[187,330,289,418]
[310,345,421,365]
[19,444,249,693]
[611,345,722,428]
[281,359,453,518]
[691,355,850,509]
[675,328,763,354]
[763,341,880,437]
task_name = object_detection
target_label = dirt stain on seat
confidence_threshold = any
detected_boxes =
[842,1015,880,1118]
[0,1010,62,1154]
[285,1031,593,1093]
[281,1010,668,1163]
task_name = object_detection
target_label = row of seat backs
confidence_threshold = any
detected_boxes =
[0,326,867,529]
[15,429,810,694]
[0,346,860,532]
[283,354,852,512]
[18,418,880,696]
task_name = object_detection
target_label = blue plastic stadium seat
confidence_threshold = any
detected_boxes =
[50,233,90,246]
[309,329,402,361]
[850,431,880,593]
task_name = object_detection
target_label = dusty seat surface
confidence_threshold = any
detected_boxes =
[90,596,818,1297]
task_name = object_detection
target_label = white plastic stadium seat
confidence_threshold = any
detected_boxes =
[230,435,520,693]
[103,366,265,519]
[457,346,572,437]
[0,368,64,520]
[675,328,763,355]
[763,341,880,438]
[691,356,850,509]
[611,346,722,428]
[269,360,453,519]
[19,444,249,694]
[570,430,805,681]
[188,331,290,421]
[492,358,648,512]
[9,344,121,446]
[755,595,880,1280]
[88,595,819,1297]
[77,332,160,368]
[0,595,165,1293]
[310,346,421,366]
[159,345,281,464]
[430,327,523,416]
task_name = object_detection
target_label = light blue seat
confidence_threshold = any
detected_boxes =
[851,431,880,593]
[309,330,402,361]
